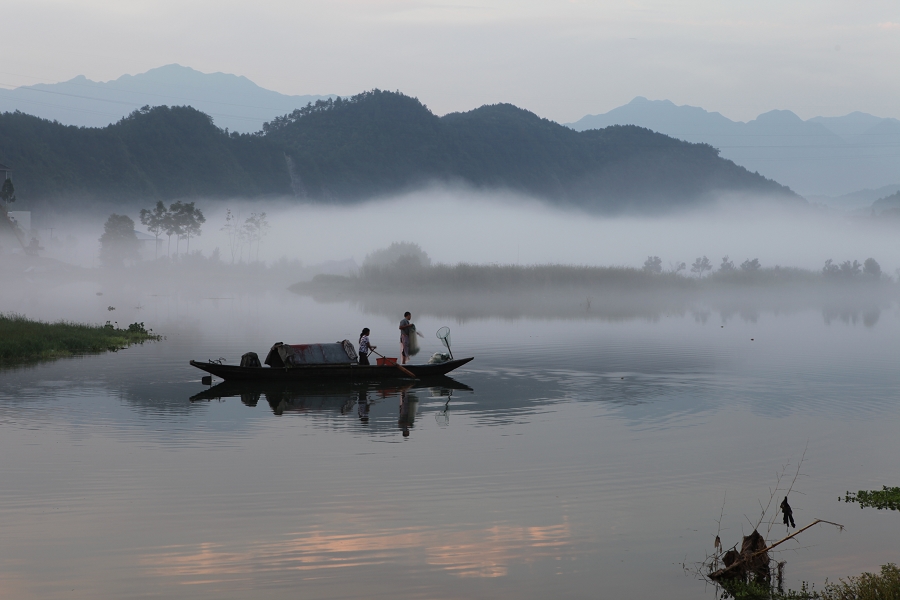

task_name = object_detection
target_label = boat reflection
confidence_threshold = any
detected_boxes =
[189,377,472,436]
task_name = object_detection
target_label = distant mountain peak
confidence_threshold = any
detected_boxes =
[751,109,803,125]
[628,96,674,107]
[0,65,335,133]
[566,100,900,196]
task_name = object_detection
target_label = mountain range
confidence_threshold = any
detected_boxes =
[2,66,897,204]
[0,64,334,134]
[568,98,900,199]
[0,91,798,212]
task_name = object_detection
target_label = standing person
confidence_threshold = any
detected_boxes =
[399,312,414,364]
[358,328,376,365]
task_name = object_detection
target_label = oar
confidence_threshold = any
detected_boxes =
[369,349,418,379]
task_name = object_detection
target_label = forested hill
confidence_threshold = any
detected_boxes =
[266,91,800,209]
[0,106,291,202]
[0,90,801,212]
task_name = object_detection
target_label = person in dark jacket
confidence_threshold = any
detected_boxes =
[780,496,795,528]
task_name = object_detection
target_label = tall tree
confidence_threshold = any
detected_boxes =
[172,201,205,253]
[642,256,662,274]
[165,201,185,257]
[98,214,140,267]
[243,212,270,262]
[139,201,168,260]
[691,256,712,278]
[221,209,241,264]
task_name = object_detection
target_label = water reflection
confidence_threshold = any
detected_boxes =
[190,377,472,438]
[140,521,574,585]
[822,305,881,327]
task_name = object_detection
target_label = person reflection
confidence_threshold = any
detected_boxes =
[357,389,370,423]
[398,389,417,437]
[240,391,260,407]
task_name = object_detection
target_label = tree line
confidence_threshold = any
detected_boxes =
[140,200,206,258]
[99,201,205,266]
[98,202,271,267]
[221,208,270,264]
[642,255,886,280]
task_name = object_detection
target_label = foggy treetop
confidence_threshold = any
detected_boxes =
[0,90,799,212]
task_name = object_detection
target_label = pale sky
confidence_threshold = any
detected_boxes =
[3,0,900,123]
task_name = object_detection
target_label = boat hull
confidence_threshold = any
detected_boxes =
[189,357,474,382]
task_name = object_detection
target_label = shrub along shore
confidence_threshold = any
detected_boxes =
[291,261,897,293]
[0,314,161,365]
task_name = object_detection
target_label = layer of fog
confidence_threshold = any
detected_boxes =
[12,187,900,276]
[254,190,897,274]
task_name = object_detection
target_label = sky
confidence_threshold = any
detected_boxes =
[3,1,900,124]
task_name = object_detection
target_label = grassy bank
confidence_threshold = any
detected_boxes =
[721,563,900,599]
[0,314,162,365]
[294,263,693,293]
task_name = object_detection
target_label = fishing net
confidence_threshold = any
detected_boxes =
[436,326,453,359]
[408,324,420,356]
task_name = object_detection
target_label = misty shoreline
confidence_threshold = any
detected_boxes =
[3,249,897,326]
[291,263,898,323]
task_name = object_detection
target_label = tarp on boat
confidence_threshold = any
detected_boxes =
[265,341,357,367]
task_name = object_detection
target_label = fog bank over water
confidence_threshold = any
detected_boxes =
[14,187,899,275]
[193,189,897,273]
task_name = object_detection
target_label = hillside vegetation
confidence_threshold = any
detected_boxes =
[1,90,800,212]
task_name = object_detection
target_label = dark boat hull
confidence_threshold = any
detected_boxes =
[189,357,474,382]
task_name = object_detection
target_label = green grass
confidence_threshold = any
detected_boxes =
[718,564,900,600]
[0,313,162,365]
[844,487,900,511]
[818,564,900,600]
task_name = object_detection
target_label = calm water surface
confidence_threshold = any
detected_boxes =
[1,287,898,599]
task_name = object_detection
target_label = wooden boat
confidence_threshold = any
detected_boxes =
[189,356,474,382]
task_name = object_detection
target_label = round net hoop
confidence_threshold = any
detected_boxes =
[436,327,453,359]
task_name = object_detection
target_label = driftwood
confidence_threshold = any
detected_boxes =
[709,519,844,581]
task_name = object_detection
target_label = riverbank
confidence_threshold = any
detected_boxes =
[289,263,899,322]
[292,262,898,293]
[0,314,162,365]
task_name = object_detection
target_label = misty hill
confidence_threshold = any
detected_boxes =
[568,97,900,197]
[264,91,798,209]
[0,90,799,212]
[0,106,291,200]
[807,184,900,212]
[871,191,900,215]
[0,64,334,133]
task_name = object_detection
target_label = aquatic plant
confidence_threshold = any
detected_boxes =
[844,487,900,511]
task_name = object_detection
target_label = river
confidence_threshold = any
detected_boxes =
[1,285,898,599]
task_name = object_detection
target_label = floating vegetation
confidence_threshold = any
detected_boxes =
[844,487,900,511]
